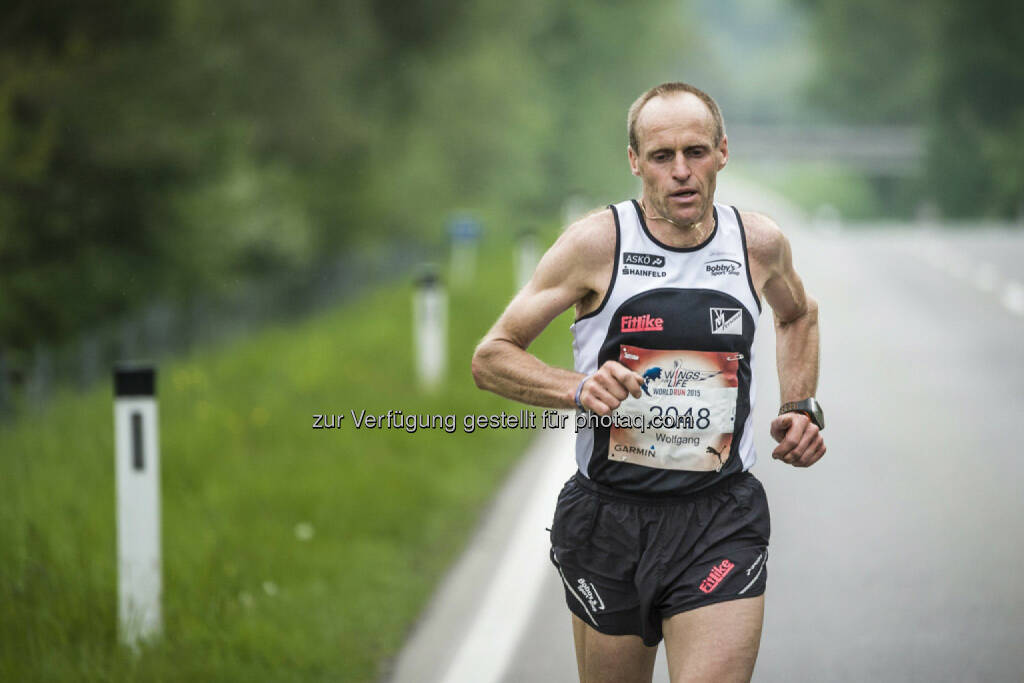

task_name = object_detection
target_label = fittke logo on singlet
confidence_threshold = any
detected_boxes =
[621,314,663,332]
[704,258,741,276]
[622,252,667,278]
[699,559,735,593]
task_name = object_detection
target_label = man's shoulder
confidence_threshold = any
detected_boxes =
[566,206,616,238]
[736,209,788,268]
[528,207,616,294]
[557,207,616,265]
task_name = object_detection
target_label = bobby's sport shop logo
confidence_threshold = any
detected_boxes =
[622,252,666,278]
[575,577,605,613]
[704,258,741,276]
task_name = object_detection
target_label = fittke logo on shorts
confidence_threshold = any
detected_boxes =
[699,559,736,594]
[704,258,741,276]
[710,308,743,335]
[621,314,663,332]
[621,252,667,278]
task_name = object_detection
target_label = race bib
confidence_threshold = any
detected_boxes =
[609,345,739,472]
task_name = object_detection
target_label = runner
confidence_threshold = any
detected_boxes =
[471,82,826,683]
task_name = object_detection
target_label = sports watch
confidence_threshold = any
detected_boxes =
[779,398,825,430]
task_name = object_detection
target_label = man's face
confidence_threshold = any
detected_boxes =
[628,93,728,228]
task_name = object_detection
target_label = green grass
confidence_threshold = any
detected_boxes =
[0,234,573,682]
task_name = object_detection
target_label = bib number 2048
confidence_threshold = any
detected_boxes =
[647,405,711,430]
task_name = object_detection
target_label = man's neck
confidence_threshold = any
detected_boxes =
[638,197,715,248]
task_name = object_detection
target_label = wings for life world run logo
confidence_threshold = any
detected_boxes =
[639,364,723,396]
[641,367,662,395]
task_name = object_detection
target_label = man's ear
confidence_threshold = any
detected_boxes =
[628,145,640,177]
[718,135,729,171]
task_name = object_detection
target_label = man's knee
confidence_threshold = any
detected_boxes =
[661,595,765,683]
[571,614,658,683]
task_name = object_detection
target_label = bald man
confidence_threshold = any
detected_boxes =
[472,82,825,683]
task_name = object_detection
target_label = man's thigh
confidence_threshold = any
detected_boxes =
[571,614,658,683]
[662,595,765,683]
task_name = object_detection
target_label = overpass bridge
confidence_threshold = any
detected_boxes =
[726,123,924,175]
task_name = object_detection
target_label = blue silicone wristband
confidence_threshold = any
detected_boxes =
[574,375,591,411]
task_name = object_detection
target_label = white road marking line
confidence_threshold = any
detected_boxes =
[947,260,968,280]
[924,250,947,269]
[439,422,576,683]
[973,262,998,292]
[915,238,1024,317]
[1002,281,1024,315]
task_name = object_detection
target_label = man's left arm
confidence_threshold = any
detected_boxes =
[747,213,826,468]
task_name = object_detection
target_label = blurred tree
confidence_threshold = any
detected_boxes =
[0,0,202,350]
[794,0,942,123]
[0,0,694,354]
[796,0,1024,218]
[927,0,1024,217]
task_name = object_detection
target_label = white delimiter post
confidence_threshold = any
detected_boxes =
[113,365,162,648]
[448,215,481,287]
[516,230,539,290]
[414,269,447,391]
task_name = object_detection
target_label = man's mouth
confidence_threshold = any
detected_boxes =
[669,189,698,200]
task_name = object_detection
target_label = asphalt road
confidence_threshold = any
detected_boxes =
[388,180,1024,683]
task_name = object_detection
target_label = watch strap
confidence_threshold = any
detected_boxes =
[779,398,824,430]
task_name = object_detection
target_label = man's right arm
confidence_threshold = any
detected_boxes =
[471,210,643,413]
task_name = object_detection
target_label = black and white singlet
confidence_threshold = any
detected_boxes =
[571,199,763,496]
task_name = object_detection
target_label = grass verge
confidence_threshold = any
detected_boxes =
[0,233,573,682]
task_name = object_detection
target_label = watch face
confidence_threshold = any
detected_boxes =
[807,399,824,430]
[781,399,824,430]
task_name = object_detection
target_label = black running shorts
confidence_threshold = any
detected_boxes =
[549,471,770,646]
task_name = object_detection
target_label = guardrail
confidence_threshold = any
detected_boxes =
[0,242,427,421]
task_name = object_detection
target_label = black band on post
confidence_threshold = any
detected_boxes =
[114,365,156,397]
[416,264,441,289]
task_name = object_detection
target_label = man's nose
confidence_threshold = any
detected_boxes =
[671,154,691,180]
